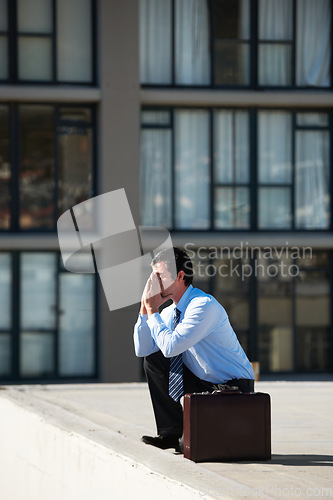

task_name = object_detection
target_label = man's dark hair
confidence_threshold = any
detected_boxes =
[152,247,193,287]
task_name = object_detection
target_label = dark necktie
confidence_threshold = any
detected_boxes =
[169,308,183,402]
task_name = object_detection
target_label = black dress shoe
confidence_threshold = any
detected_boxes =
[141,434,180,450]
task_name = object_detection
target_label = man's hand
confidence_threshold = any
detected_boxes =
[143,272,166,317]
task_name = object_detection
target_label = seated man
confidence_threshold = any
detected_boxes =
[133,247,254,452]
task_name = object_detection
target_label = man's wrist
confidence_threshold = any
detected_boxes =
[146,307,159,318]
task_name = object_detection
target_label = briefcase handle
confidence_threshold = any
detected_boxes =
[212,384,241,394]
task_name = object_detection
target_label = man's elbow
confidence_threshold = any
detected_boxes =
[134,346,145,357]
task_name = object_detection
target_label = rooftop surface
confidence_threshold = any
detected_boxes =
[0,380,332,499]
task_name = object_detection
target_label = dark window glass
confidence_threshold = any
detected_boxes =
[0,253,11,376]
[257,253,293,372]
[213,255,250,353]
[58,107,93,216]
[296,270,331,371]
[0,105,10,229]
[0,0,8,80]
[19,105,55,229]
[213,0,250,85]
[0,104,94,232]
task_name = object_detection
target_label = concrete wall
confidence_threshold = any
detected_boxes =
[0,393,203,500]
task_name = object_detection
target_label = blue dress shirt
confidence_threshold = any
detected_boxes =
[133,285,254,384]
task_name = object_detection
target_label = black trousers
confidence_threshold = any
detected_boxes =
[143,350,255,437]
[144,350,213,437]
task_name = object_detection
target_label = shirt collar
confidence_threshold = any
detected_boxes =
[174,285,193,314]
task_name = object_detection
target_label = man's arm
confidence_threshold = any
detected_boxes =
[133,272,167,357]
[147,297,221,357]
[133,313,159,357]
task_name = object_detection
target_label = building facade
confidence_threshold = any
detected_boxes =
[0,0,332,383]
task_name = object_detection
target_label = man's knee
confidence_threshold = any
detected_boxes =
[144,350,170,376]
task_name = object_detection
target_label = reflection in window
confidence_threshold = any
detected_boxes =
[0,334,11,376]
[213,255,250,354]
[0,105,10,229]
[213,0,250,85]
[58,107,93,216]
[296,267,330,371]
[257,253,293,372]
[19,105,55,229]
[1,104,94,231]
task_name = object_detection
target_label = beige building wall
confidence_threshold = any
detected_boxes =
[98,0,142,382]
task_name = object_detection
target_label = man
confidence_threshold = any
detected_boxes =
[133,247,254,452]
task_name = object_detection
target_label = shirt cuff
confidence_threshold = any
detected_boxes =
[147,312,162,326]
[135,313,148,327]
[147,312,165,340]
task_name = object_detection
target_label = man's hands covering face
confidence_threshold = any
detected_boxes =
[140,272,166,317]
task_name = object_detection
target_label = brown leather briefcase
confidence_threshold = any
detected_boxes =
[183,390,271,462]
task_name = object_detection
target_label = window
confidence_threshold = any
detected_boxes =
[257,251,294,371]
[214,110,250,229]
[0,105,10,229]
[191,248,332,373]
[295,253,331,372]
[258,111,330,229]
[140,0,332,88]
[0,251,96,381]
[0,0,95,84]
[258,111,293,229]
[0,0,8,80]
[213,0,250,86]
[0,103,95,231]
[140,107,331,231]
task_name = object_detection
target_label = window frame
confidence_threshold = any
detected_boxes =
[0,102,97,233]
[0,250,98,383]
[141,106,333,233]
[209,248,333,374]
[0,0,97,86]
[140,0,333,90]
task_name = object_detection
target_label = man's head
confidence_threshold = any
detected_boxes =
[151,247,193,302]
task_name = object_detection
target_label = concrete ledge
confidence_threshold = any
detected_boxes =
[0,382,332,500]
[0,86,101,102]
[140,89,333,108]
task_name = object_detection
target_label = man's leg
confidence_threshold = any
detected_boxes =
[143,351,214,444]
[143,350,183,437]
